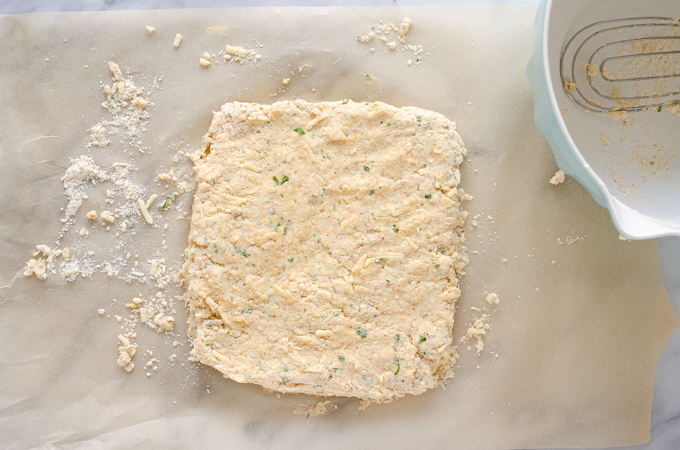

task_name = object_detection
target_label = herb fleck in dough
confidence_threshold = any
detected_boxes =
[182,100,469,401]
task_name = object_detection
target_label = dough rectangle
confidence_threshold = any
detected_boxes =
[182,100,468,401]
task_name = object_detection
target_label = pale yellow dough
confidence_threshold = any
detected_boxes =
[182,100,469,401]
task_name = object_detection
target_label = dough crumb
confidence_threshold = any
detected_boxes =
[224,45,261,63]
[607,110,628,121]
[23,244,62,280]
[619,234,631,241]
[86,210,97,220]
[146,26,155,34]
[360,18,420,63]
[117,336,138,372]
[173,34,183,48]
[467,315,490,356]
[24,258,48,280]
[549,169,566,185]
[293,400,330,418]
[398,17,413,42]
[298,64,313,75]
[358,31,375,43]
[153,313,175,332]
[98,308,106,315]
[485,292,500,305]
[100,211,115,223]
[358,399,372,411]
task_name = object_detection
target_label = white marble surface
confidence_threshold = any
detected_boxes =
[0,1,678,449]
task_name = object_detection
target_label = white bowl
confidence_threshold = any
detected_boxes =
[527,0,680,239]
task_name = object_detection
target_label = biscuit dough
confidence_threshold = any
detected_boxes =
[182,100,468,401]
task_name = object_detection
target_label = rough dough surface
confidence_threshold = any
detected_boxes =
[182,100,469,401]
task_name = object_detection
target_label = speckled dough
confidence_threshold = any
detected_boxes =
[182,100,469,401]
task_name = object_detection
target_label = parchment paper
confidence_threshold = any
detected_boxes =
[0,6,677,449]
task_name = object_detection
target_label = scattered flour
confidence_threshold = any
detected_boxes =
[94,61,157,154]
[557,234,587,245]
[23,60,185,373]
[358,17,424,66]
[223,45,262,64]
[61,155,109,229]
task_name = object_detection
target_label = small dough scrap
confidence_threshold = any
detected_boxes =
[182,100,469,402]
[467,316,490,356]
[100,211,115,223]
[485,292,499,305]
[399,17,413,42]
[294,400,330,418]
[24,259,48,280]
[549,169,566,185]
[173,34,183,48]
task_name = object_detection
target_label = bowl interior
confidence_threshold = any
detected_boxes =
[547,0,680,228]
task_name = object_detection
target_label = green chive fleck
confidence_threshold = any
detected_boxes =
[356,327,367,338]
[416,115,422,122]
[288,257,294,262]
[395,334,400,342]
[338,355,345,362]
[393,357,400,375]
[294,127,306,135]
[273,175,289,186]
[435,264,440,269]
[419,336,427,343]
[658,106,663,112]
[342,99,349,104]
[159,195,174,210]
[425,194,432,199]
[363,165,370,172]
[235,247,250,258]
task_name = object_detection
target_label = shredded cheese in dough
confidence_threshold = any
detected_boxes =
[138,194,157,224]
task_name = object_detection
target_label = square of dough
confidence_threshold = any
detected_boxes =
[182,100,469,402]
